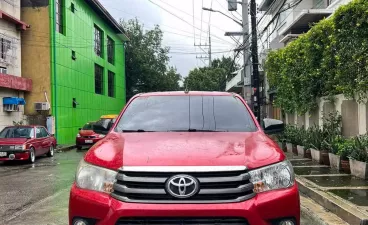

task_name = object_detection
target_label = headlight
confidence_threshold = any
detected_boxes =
[98,134,105,138]
[14,145,25,150]
[77,134,81,138]
[75,160,117,194]
[249,160,294,193]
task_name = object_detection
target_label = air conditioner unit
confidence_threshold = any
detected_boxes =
[3,104,19,112]
[0,67,7,74]
[34,102,50,111]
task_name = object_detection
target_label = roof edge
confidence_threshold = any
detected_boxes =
[85,0,129,41]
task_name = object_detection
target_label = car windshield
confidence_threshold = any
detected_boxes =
[115,95,257,132]
[93,118,116,134]
[82,123,95,130]
[0,127,35,138]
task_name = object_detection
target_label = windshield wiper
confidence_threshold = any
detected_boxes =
[168,129,225,132]
[121,129,153,133]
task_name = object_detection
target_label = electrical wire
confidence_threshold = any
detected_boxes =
[147,0,234,45]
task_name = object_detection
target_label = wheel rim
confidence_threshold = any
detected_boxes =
[31,150,35,162]
[50,146,54,156]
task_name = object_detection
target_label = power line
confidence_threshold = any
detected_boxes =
[148,0,234,45]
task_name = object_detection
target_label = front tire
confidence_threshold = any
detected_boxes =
[47,145,54,157]
[28,148,35,163]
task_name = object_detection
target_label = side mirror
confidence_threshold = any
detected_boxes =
[78,128,82,131]
[262,118,284,135]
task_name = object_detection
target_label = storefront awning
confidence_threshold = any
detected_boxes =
[3,97,26,105]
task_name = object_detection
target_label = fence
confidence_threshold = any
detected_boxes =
[285,94,368,137]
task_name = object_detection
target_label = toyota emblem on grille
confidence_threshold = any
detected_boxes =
[165,175,199,198]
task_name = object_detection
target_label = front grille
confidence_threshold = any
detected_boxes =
[83,136,96,138]
[111,168,255,203]
[116,217,249,225]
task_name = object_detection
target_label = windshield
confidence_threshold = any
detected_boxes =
[115,95,257,132]
[0,127,35,139]
[82,123,95,130]
[93,118,116,134]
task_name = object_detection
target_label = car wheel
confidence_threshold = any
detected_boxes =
[28,148,35,163]
[47,145,54,157]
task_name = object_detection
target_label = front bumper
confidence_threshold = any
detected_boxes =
[69,183,300,225]
[76,138,102,146]
[0,151,30,161]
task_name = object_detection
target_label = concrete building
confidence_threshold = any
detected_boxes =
[0,0,32,130]
[21,0,129,144]
[257,0,353,120]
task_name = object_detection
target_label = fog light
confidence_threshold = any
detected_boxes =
[73,219,88,225]
[279,220,295,225]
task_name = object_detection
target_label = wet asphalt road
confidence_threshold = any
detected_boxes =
[0,149,314,225]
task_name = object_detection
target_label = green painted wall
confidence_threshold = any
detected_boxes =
[49,0,126,144]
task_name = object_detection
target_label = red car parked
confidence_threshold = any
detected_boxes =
[69,92,299,225]
[0,125,56,163]
[76,122,105,150]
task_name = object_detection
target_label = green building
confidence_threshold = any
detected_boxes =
[21,0,128,144]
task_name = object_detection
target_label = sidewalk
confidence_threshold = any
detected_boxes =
[286,152,368,225]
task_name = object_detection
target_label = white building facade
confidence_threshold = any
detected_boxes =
[257,0,352,119]
[0,0,32,129]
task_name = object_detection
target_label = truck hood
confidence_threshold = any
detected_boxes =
[0,138,28,145]
[85,132,285,171]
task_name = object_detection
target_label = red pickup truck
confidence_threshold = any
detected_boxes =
[69,91,299,225]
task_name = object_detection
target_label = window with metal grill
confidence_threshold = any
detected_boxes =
[94,25,103,57]
[55,0,64,34]
[107,36,115,64]
[95,64,104,95]
[0,38,11,60]
[108,71,115,97]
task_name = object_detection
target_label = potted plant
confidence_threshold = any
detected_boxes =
[349,135,368,179]
[275,133,287,152]
[328,135,344,170]
[337,138,355,174]
[320,112,342,166]
[284,125,295,153]
[297,127,307,157]
[308,125,323,163]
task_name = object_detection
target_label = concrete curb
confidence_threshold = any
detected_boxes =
[300,195,348,225]
[297,176,368,225]
[56,145,76,153]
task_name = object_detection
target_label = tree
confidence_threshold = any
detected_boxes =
[184,56,239,92]
[212,56,239,81]
[121,19,181,99]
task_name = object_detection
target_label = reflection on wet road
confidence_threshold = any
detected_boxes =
[1,150,315,225]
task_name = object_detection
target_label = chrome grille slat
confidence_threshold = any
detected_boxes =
[112,167,255,203]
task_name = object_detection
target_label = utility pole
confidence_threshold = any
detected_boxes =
[241,0,250,105]
[208,26,212,67]
[250,0,260,122]
[194,26,212,67]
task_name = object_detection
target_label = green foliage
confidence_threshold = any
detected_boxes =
[265,0,368,113]
[337,138,356,160]
[330,135,345,154]
[122,19,182,99]
[320,112,342,151]
[184,57,239,91]
[350,135,368,162]
[305,125,325,150]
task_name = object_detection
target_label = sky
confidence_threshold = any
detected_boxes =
[99,0,253,77]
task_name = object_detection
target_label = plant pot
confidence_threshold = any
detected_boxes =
[310,148,322,164]
[321,150,330,166]
[341,160,351,174]
[329,153,341,170]
[286,143,293,153]
[282,142,287,152]
[292,144,298,154]
[297,145,306,158]
[349,159,368,179]
[305,149,312,159]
